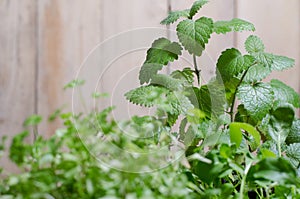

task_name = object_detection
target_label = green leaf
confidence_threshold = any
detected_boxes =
[237,83,274,120]
[125,86,169,107]
[243,63,271,83]
[271,79,300,108]
[229,122,261,149]
[286,143,300,163]
[145,38,182,65]
[151,74,184,91]
[187,83,225,119]
[213,18,255,34]
[91,92,109,99]
[177,17,213,56]
[245,35,265,54]
[267,106,295,144]
[269,54,295,71]
[260,148,277,159]
[23,115,43,126]
[139,38,182,84]
[165,91,194,115]
[171,68,195,84]
[229,123,243,147]
[245,35,295,71]
[139,63,163,84]
[189,0,209,18]
[217,48,255,82]
[63,79,85,89]
[247,158,298,185]
[160,9,190,25]
[286,119,300,144]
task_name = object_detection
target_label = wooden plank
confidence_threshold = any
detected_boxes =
[236,0,300,92]
[37,0,102,136]
[169,0,235,84]
[0,0,37,171]
[94,0,168,119]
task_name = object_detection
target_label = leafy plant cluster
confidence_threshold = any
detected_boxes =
[1,0,300,198]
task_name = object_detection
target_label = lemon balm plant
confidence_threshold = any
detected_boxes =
[1,0,300,198]
[125,0,300,198]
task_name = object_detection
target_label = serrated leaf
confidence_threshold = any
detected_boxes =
[177,17,213,56]
[187,83,226,119]
[245,35,265,54]
[125,86,168,107]
[145,38,182,65]
[139,38,182,84]
[214,18,255,34]
[171,67,195,84]
[245,35,295,71]
[189,0,209,18]
[286,120,300,144]
[237,83,274,120]
[271,79,300,108]
[269,55,295,71]
[286,143,300,163]
[151,74,184,91]
[166,91,194,115]
[243,63,271,83]
[253,52,273,68]
[139,63,163,84]
[160,9,190,25]
[217,48,255,82]
[267,106,294,147]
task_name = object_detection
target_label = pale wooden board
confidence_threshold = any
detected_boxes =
[168,0,235,83]
[37,0,169,133]
[236,0,300,93]
[93,0,168,120]
[37,0,102,136]
[0,0,37,171]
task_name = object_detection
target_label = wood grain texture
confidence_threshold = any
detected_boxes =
[236,0,300,92]
[37,0,102,136]
[95,0,168,120]
[0,0,37,171]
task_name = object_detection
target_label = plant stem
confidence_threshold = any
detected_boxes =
[230,69,249,122]
[277,134,282,157]
[193,55,201,86]
[239,160,252,199]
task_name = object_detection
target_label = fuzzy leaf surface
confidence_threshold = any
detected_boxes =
[243,63,271,83]
[245,35,295,71]
[237,83,274,120]
[125,86,168,107]
[271,79,300,108]
[145,38,182,65]
[286,120,300,144]
[286,143,300,163]
[245,35,265,54]
[151,74,184,91]
[177,17,213,56]
[189,0,209,18]
[139,63,163,84]
[214,18,255,34]
[217,48,254,82]
[160,9,190,25]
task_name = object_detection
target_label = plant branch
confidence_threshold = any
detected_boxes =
[229,69,249,122]
[193,54,201,86]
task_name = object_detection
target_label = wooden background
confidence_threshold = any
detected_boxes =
[0,0,299,169]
